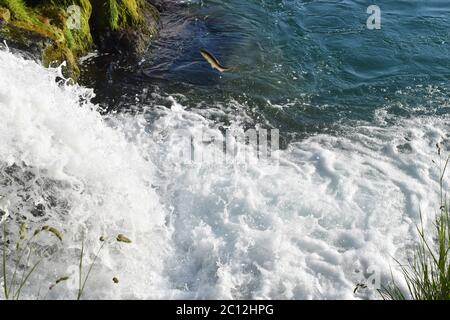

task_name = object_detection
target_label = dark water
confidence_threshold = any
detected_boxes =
[81,0,450,138]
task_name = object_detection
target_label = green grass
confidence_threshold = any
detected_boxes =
[1,220,102,300]
[380,151,450,300]
[1,222,60,300]
[76,235,106,300]
[1,209,131,300]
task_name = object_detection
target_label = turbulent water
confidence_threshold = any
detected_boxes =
[1,0,450,300]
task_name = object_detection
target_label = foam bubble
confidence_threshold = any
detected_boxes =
[0,50,446,299]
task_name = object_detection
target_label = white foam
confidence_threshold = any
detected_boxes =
[0,50,447,299]
[0,50,171,299]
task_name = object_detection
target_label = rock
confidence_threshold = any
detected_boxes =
[43,43,80,79]
[0,22,79,79]
[0,1,161,81]
[91,0,160,59]
[0,23,53,62]
[0,1,90,79]
[148,0,168,12]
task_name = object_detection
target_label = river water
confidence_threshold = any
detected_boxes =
[0,0,450,299]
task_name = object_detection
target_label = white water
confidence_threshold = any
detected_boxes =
[0,50,447,299]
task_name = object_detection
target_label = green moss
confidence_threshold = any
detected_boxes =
[0,0,29,20]
[92,0,144,31]
[64,26,75,48]
[42,42,79,78]
[69,0,93,54]
[110,0,142,30]
[43,0,93,54]
[0,0,94,79]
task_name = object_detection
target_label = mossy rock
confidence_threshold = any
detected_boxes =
[0,1,84,79]
[43,43,80,79]
[0,20,56,65]
[91,0,144,31]
[0,1,160,80]
[36,0,94,55]
[91,0,159,57]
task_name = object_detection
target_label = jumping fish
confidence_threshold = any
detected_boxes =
[200,49,233,73]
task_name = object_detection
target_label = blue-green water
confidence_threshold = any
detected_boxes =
[83,0,450,137]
